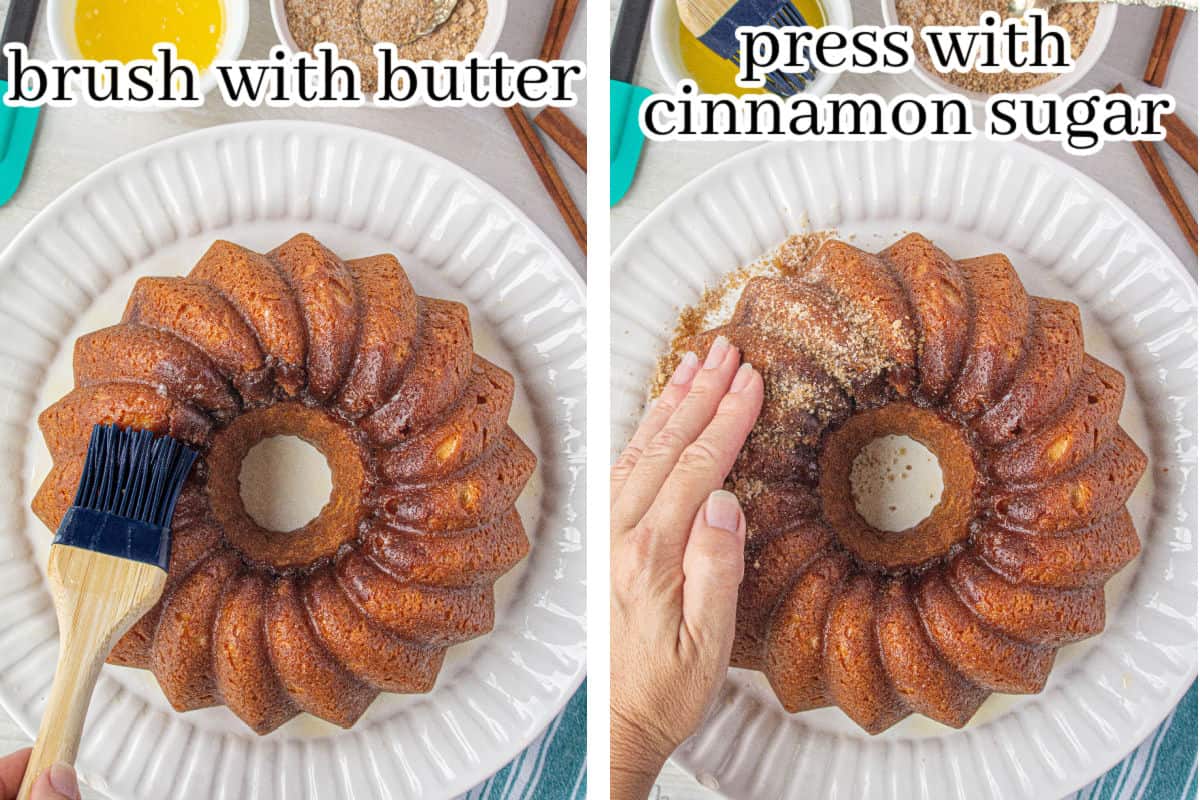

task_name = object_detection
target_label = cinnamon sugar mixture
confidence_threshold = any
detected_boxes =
[650,231,834,397]
[895,0,1098,94]
[286,0,487,92]
[644,230,925,494]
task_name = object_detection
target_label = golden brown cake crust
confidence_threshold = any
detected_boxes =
[876,578,988,728]
[733,520,830,669]
[361,509,530,588]
[124,276,273,404]
[336,255,419,418]
[823,574,908,734]
[880,234,970,402]
[990,355,1124,484]
[377,356,514,482]
[74,324,239,418]
[701,234,1145,734]
[948,253,1033,417]
[33,235,536,735]
[269,234,362,403]
[190,240,308,398]
[763,551,852,712]
[212,574,299,734]
[361,298,474,445]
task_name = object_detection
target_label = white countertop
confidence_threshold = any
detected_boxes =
[0,1,586,796]
[610,1,1197,797]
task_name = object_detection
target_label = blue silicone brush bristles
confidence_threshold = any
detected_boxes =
[697,0,815,97]
[53,425,198,570]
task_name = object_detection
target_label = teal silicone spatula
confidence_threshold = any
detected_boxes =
[610,0,653,206]
[0,0,41,208]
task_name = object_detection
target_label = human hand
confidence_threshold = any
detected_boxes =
[609,336,764,800]
[0,750,80,800]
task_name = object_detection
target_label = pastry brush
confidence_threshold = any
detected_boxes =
[677,0,815,96]
[16,425,197,800]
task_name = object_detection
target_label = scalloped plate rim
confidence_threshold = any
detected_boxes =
[0,120,587,297]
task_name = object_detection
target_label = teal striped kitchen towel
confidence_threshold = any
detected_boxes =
[460,681,587,800]
[1071,680,1197,800]
[457,678,1192,799]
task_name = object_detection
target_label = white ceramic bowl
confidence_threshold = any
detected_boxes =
[650,0,853,97]
[269,0,508,60]
[881,0,1116,103]
[45,0,249,99]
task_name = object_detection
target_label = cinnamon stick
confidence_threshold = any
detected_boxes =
[1144,7,1186,87]
[1162,112,1198,172]
[534,107,587,171]
[1113,83,1197,173]
[539,0,581,61]
[1132,138,1198,253]
[505,106,586,252]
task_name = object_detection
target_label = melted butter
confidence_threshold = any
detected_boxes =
[678,0,826,96]
[75,0,225,72]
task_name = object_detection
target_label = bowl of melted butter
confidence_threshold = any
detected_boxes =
[47,0,249,98]
[649,0,850,97]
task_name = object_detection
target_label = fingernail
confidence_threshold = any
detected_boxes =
[705,490,743,534]
[671,351,699,385]
[729,362,756,393]
[703,335,730,369]
[49,762,80,800]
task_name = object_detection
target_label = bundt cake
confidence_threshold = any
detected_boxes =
[677,233,1146,734]
[33,234,536,734]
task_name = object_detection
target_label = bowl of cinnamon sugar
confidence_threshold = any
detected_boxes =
[884,0,1116,103]
[270,0,508,93]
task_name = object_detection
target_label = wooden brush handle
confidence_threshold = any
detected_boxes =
[17,546,166,800]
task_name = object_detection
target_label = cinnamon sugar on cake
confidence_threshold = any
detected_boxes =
[650,231,834,397]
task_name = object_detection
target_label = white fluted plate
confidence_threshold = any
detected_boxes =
[0,121,586,800]
[610,139,1197,800]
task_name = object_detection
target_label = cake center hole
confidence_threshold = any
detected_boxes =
[849,435,944,532]
[239,436,333,532]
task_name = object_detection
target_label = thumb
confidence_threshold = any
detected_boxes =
[681,489,747,654]
[30,763,79,800]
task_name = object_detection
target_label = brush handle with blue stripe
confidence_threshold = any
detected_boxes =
[17,425,196,800]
